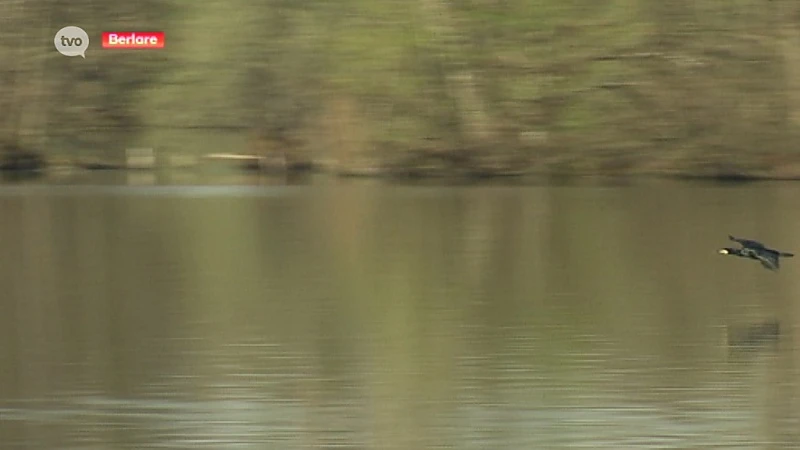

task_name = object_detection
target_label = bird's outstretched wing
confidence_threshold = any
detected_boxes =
[729,235,766,250]
[756,251,780,271]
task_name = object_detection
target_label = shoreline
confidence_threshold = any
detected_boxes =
[3,151,800,183]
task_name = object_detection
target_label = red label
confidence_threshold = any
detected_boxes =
[102,32,165,49]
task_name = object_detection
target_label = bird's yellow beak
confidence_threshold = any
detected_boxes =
[718,249,729,254]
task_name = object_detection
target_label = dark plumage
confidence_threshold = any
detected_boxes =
[718,235,794,271]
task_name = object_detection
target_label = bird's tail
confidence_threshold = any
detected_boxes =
[780,252,794,257]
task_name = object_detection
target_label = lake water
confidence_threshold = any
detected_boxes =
[1,173,800,449]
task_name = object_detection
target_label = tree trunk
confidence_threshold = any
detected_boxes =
[418,0,491,142]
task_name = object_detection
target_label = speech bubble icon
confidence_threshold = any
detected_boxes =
[54,26,89,58]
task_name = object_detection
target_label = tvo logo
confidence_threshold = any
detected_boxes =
[54,26,89,58]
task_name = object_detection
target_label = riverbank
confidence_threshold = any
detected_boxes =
[6,149,800,182]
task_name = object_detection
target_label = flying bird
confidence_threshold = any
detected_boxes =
[718,235,794,271]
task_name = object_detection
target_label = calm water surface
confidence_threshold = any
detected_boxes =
[1,174,800,449]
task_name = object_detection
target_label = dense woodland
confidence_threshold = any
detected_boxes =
[3,0,800,178]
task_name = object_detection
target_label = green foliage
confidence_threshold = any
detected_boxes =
[3,0,800,175]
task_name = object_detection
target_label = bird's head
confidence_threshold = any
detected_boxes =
[719,248,734,255]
